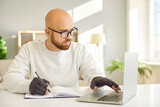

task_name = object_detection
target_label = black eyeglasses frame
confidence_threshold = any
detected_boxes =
[48,27,78,39]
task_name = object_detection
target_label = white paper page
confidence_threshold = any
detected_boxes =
[52,86,80,98]
[24,86,80,99]
[24,92,53,99]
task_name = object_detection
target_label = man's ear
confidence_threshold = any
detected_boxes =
[45,28,50,38]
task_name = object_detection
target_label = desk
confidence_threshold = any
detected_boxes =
[0,84,160,107]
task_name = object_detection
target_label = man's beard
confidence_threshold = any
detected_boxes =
[51,34,72,50]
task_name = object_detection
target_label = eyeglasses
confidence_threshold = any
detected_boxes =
[48,27,78,39]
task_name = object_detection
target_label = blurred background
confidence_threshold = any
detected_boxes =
[0,0,160,85]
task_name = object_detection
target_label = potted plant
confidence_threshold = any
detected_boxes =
[0,36,7,59]
[106,59,152,78]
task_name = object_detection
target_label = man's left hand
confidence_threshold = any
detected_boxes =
[90,76,121,93]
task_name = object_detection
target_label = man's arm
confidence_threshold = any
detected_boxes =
[2,43,51,95]
[79,46,105,85]
[2,44,31,93]
[79,46,121,92]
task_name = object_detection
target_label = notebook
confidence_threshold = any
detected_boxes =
[25,86,80,99]
[77,52,138,105]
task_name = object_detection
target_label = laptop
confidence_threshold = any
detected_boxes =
[77,52,138,105]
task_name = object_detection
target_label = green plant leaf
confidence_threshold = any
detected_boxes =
[138,68,144,75]
[106,59,124,74]
[143,67,152,75]
[106,59,153,78]
[0,36,7,59]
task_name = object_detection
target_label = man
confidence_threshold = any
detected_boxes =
[2,9,121,95]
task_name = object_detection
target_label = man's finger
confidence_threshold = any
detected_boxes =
[35,84,46,93]
[43,79,50,85]
[37,79,47,88]
[90,80,97,90]
[115,86,121,93]
[45,90,49,95]
[117,86,121,90]
[94,86,98,91]
[35,89,45,95]
[115,88,119,93]
[111,85,116,90]
[34,84,46,95]
[112,85,120,93]
[46,84,50,90]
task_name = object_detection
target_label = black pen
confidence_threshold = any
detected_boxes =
[35,72,51,92]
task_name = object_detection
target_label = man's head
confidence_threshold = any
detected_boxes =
[45,8,77,51]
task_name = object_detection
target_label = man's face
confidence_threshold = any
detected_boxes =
[50,29,72,50]
[45,9,75,50]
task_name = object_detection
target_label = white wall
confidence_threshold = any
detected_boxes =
[103,0,126,84]
[0,0,92,58]
[127,0,148,61]
[127,0,160,84]
[0,0,127,84]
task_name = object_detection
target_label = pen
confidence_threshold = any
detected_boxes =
[35,72,51,92]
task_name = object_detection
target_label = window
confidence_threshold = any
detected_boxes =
[149,0,160,61]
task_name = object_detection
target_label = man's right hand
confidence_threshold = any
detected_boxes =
[29,77,50,95]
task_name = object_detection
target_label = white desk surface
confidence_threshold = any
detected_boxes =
[0,84,160,107]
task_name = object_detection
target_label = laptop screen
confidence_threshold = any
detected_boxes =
[123,53,138,104]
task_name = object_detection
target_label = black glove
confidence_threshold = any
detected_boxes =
[90,76,119,90]
[29,77,50,95]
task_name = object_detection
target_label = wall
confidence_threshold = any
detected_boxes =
[137,64,160,84]
[127,0,160,84]
[127,0,148,61]
[144,65,160,84]
[0,0,127,84]
[103,0,126,85]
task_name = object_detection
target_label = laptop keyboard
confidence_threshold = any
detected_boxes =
[97,91,123,102]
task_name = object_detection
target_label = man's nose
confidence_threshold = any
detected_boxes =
[65,33,72,40]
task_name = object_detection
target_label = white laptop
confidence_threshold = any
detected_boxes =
[77,52,138,105]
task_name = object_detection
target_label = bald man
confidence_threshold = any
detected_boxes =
[2,9,120,95]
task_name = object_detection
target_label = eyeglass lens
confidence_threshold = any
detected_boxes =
[61,28,77,38]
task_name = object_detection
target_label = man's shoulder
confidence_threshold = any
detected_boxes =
[21,41,44,51]
[71,42,87,53]
[23,41,43,47]
[71,42,85,49]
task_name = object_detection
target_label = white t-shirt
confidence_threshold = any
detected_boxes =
[2,41,104,93]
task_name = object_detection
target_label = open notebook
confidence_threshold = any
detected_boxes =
[25,86,80,99]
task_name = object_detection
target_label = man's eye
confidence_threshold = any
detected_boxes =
[62,31,68,35]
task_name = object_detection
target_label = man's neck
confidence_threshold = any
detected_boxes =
[45,39,61,51]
